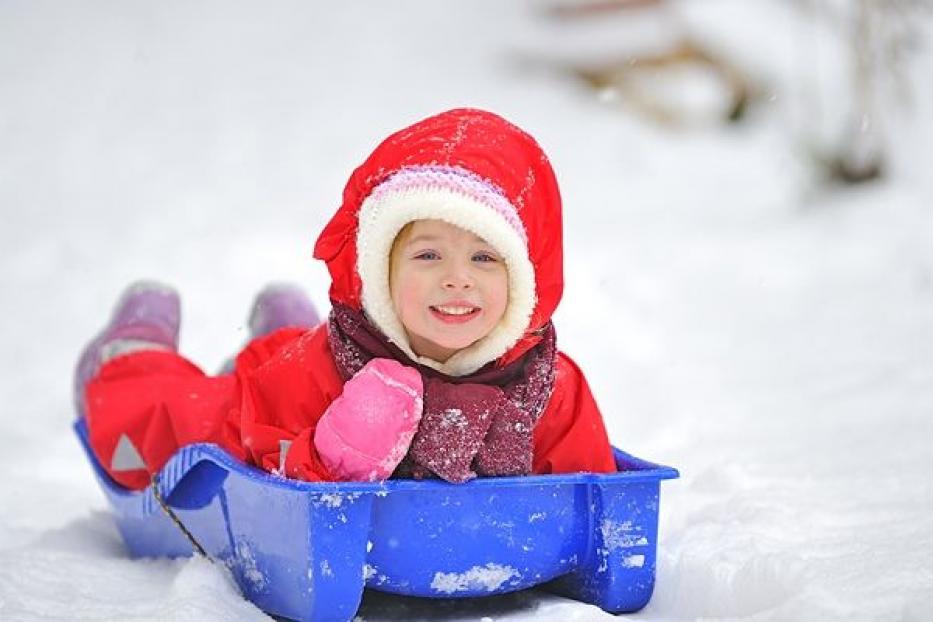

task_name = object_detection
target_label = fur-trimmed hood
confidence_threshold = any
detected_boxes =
[313,108,564,375]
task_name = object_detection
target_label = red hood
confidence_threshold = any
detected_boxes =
[313,108,564,367]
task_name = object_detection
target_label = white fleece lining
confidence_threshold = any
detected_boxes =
[357,186,536,377]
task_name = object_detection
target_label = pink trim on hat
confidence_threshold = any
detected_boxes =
[369,165,527,245]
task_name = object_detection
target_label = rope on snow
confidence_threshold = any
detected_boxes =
[150,473,212,561]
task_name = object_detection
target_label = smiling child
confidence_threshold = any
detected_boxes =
[77,108,618,487]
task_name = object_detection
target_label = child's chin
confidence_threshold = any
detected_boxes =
[431,334,483,351]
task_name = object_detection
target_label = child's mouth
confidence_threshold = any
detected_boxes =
[429,305,480,324]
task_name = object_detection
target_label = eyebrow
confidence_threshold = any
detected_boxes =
[405,233,490,247]
[405,234,440,247]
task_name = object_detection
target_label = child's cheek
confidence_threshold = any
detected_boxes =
[490,293,508,326]
[486,275,509,323]
[395,277,427,323]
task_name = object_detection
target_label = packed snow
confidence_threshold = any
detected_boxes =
[431,564,521,594]
[2,1,932,621]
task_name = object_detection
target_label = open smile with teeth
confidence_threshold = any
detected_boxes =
[432,305,479,316]
[429,305,482,324]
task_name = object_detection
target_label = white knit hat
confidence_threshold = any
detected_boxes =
[356,165,537,377]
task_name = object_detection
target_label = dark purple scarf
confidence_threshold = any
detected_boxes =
[327,302,557,482]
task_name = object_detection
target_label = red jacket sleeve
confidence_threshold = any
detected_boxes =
[532,351,617,475]
[227,323,345,482]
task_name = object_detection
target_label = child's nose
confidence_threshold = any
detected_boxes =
[442,267,474,290]
[443,277,473,290]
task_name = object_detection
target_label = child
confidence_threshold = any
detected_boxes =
[76,108,617,489]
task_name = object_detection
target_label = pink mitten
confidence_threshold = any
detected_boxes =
[314,358,423,481]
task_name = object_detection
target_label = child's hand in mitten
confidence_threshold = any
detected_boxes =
[408,378,501,483]
[314,358,423,481]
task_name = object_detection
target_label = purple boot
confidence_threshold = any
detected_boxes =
[248,284,321,337]
[218,284,320,375]
[74,281,181,417]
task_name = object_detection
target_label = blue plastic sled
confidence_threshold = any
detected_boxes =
[75,419,677,621]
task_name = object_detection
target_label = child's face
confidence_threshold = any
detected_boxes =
[390,219,508,363]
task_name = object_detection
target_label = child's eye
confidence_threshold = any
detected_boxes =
[472,252,498,263]
[414,251,440,260]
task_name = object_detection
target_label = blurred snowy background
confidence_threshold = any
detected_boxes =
[1,1,932,620]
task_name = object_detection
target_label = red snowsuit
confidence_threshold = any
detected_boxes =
[85,109,618,490]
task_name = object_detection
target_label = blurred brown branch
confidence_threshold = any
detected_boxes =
[541,0,754,127]
[573,40,750,126]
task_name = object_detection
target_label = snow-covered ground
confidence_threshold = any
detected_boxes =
[2,1,932,620]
